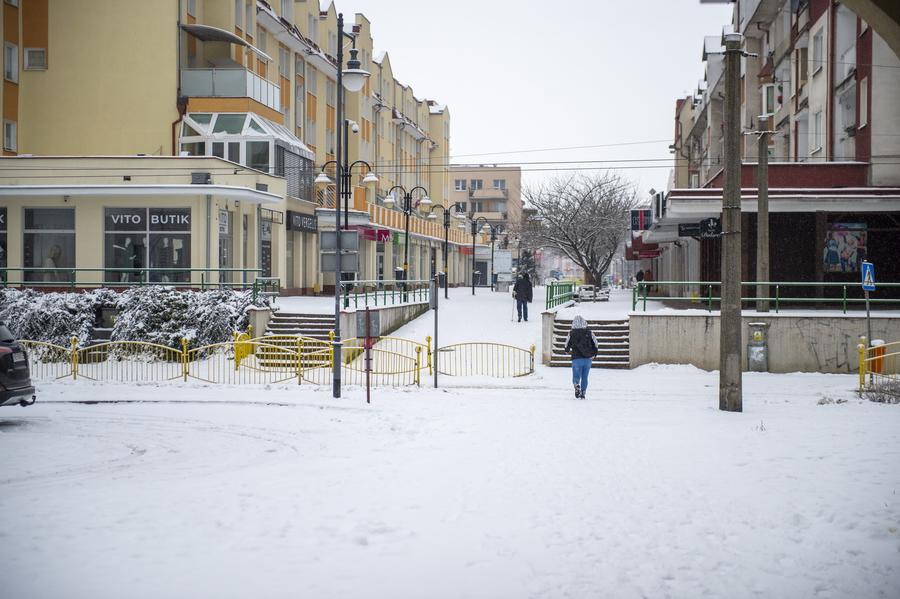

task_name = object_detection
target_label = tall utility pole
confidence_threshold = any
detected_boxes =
[756,115,770,313]
[720,32,743,413]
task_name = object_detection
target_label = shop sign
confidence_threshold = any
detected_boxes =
[286,211,318,233]
[359,228,391,241]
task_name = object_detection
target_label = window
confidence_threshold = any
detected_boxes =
[762,84,775,115]
[187,0,196,16]
[860,77,868,128]
[471,202,483,213]
[813,110,823,153]
[235,0,243,30]
[24,48,46,70]
[4,42,18,83]
[280,0,292,21]
[24,208,75,283]
[103,208,192,283]
[3,120,16,152]
[469,179,483,190]
[247,141,270,172]
[454,202,466,213]
[493,180,506,190]
[454,179,467,191]
[812,30,824,75]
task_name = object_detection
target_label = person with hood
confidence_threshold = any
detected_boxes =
[512,273,533,322]
[564,315,598,399]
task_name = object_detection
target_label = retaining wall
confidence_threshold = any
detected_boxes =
[629,313,900,373]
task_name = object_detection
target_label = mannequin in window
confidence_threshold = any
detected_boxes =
[156,236,173,282]
[113,237,141,283]
[42,245,62,282]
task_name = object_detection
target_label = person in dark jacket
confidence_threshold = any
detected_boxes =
[512,273,533,322]
[564,315,598,399]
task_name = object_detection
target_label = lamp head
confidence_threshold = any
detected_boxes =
[383,192,397,208]
[342,48,370,92]
[417,196,432,211]
[362,171,378,187]
[314,171,333,187]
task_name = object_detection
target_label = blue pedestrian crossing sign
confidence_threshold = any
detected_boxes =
[861,262,875,291]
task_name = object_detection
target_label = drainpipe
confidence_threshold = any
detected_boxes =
[206,195,211,287]
[173,0,186,156]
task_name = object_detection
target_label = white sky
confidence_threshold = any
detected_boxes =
[338,0,736,194]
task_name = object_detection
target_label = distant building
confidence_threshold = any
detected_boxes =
[0,0,475,293]
[645,0,900,300]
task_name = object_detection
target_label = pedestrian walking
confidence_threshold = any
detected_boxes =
[512,273,533,322]
[564,315,598,399]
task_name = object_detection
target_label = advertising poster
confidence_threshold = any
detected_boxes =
[823,223,866,273]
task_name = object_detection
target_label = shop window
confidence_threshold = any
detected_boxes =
[103,207,191,283]
[24,208,75,283]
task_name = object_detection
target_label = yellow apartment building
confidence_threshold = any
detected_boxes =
[0,0,478,294]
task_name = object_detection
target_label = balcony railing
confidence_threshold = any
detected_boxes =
[181,68,280,112]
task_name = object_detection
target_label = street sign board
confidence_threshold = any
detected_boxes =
[862,262,875,291]
[678,222,701,237]
[631,209,653,231]
[700,217,721,239]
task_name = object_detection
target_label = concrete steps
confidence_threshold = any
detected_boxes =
[263,312,334,342]
[550,318,629,369]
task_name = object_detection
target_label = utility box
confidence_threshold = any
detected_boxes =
[748,322,769,372]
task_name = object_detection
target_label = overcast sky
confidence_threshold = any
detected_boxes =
[340,0,735,196]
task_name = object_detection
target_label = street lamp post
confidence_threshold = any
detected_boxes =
[314,12,369,399]
[428,205,461,299]
[384,185,430,300]
[470,216,489,295]
[489,226,500,292]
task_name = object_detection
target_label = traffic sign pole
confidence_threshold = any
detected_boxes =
[862,262,875,347]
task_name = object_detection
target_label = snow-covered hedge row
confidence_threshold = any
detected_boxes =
[0,287,271,349]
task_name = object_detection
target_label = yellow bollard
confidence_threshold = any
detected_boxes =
[71,337,79,380]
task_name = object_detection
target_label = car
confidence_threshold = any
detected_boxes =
[0,322,36,407]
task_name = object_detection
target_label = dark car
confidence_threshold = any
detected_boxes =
[0,322,36,407]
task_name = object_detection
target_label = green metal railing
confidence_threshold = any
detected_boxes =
[339,279,432,309]
[632,281,900,313]
[546,281,576,309]
[1,267,265,292]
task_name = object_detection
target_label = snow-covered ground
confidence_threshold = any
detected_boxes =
[2,288,898,598]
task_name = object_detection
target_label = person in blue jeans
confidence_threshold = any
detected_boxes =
[564,315,598,399]
[512,273,533,322]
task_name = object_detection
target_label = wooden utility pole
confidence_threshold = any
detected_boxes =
[757,116,770,313]
[720,32,743,413]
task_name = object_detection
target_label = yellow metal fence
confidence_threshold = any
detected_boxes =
[18,335,534,386]
[858,338,900,395]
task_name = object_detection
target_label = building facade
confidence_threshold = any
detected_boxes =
[1,0,482,293]
[644,0,900,299]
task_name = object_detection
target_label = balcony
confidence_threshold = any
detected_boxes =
[181,68,280,112]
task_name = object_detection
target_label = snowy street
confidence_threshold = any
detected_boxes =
[1,288,898,598]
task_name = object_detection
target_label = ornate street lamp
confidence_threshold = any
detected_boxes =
[428,205,463,299]
[469,216,490,295]
[383,185,429,300]
[315,12,370,399]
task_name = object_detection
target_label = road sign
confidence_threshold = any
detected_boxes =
[862,262,875,291]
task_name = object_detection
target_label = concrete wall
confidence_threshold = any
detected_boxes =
[247,301,430,341]
[629,313,900,373]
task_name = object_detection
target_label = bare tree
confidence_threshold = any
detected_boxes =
[520,172,639,285]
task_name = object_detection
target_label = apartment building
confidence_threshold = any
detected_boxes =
[645,0,900,298]
[0,0,475,293]
[448,165,523,285]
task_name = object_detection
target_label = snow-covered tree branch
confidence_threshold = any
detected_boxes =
[521,172,639,284]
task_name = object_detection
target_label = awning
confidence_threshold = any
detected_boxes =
[0,184,283,205]
[181,24,273,62]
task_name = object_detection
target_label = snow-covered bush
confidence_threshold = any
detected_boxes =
[863,379,900,404]
[0,286,270,350]
[112,287,266,350]
[0,287,119,347]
